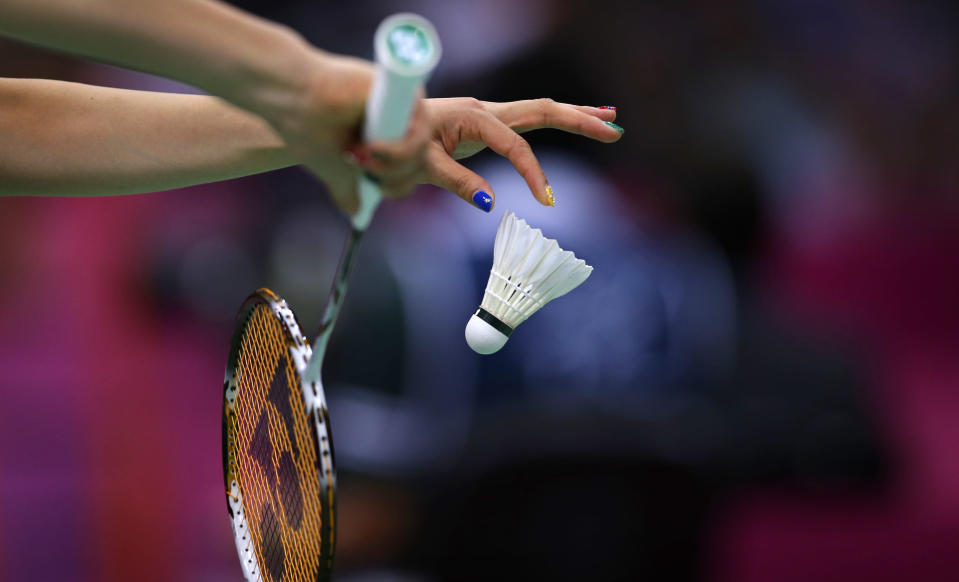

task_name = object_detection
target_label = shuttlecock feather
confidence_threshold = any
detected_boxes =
[465,211,593,354]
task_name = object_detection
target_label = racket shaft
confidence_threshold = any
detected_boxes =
[309,14,440,370]
[303,227,363,383]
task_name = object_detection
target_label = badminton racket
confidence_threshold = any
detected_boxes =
[222,14,440,582]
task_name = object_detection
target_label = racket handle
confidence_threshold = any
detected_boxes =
[352,13,441,231]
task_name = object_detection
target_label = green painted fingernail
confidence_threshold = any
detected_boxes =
[605,121,625,134]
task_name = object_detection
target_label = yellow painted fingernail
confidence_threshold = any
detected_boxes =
[546,185,555,206]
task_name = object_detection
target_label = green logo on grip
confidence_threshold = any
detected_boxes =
[386,24,433,66]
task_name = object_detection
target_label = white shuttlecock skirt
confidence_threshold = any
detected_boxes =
[465,211,592,354]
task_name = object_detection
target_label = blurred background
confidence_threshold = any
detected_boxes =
[2,0,958,580]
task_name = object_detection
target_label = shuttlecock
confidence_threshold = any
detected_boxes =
[465,211,593,354]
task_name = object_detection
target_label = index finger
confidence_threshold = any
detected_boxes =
[465,111,553,206]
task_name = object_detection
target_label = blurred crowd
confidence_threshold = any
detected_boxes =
[1,0,958,580]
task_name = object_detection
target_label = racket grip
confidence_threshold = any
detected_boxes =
[352,13,441,231]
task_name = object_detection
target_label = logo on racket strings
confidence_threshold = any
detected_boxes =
[241,343,325,581]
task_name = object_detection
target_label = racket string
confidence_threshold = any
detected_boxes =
[226,304,330,581]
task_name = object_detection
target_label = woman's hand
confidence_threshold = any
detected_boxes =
[262,51,432,215]
[256,53,624,215]
[352,97,624,212]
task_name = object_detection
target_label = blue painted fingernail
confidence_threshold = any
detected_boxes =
[473,191,493,212]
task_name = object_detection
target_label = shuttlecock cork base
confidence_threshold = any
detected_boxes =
[465,307,514,354]
[465,211,592,355]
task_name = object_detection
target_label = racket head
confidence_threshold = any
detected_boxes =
[223,288,336,582]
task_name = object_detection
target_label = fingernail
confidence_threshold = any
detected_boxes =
[545,185,555,207]
[598,106,617,110]
[473,191,493,212]
[349,146,372,166]
[604,121,625,134]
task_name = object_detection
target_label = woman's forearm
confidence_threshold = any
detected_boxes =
[0,0,316,121]
[0,78,294,196]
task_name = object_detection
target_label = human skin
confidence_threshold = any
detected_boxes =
[0,78,293,196]
[0,0,622,209]
[0,77,621,208]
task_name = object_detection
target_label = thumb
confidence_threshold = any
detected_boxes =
[427,145,495,213]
